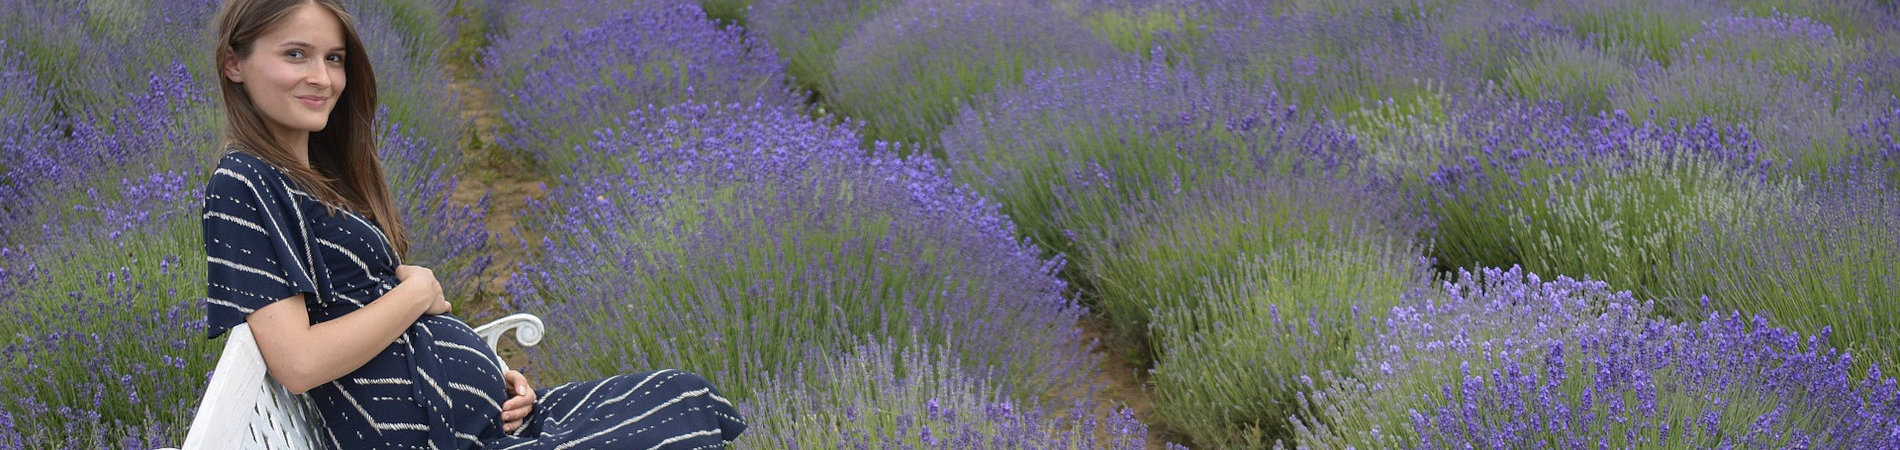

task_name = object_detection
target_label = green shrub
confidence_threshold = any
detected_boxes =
[698,0,751,25]
[825,0,1122,150]
[1611,58,1853,173]
[1536,0,1715,67]
[1073,176,1420,351]
[1075,2,1213,64]
[1502,35,1645,114]
[1662,174,1900,375]
[1436,148,1792,298]
[1148,238,1424,448]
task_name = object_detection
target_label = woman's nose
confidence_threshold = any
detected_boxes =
[306,67,333,90]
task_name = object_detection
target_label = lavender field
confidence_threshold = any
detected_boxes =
[3,0,1899,448]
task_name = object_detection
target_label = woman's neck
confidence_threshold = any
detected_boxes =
[267,122,312,168]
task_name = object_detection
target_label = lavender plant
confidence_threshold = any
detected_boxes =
[1426,0,1569,84]
[0,65,222,449]
[0,0,219,116]
[746,0,898,96]
[478,0,664,83]
[1500,34,1647,115]
[1724,0,1900,40]
[1530,0,1720,67]
[947,60,1411,447]
[1663,167,1900,375]
[1849,30,1900,102]
[0,42,56,240]
[485,3,797,173]
[1678,13,1850,79]
[375,114,493,313]
[942,61,1364,268]
[742,340,1171,449]
[1073,175,1421,347]
[510,102,1091,403]
[1195,10,1467,129]
[1294,266,1900,448]
[352,0,467,159]
[1067,0,1218,63]
[1423,102,1782,294]
[698,0,750,24]
[826,0,1123,150]
[1144,231,1429,448]
[1611,56,1856,173]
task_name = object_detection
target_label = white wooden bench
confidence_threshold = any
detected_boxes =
[160,314,546,450]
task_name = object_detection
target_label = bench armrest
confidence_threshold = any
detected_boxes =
[472,313,545,351]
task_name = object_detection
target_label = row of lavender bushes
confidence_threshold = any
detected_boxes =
[2,0,1881,447]
[478,0,1169,445]
[0,0,486,447]
[722,0,1900,447]
[456,0,1900,446]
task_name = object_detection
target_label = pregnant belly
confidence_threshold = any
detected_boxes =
[416,314,511,407]
[308,315,514,446]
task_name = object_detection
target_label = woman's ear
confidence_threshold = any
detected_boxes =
[222,51,245,84]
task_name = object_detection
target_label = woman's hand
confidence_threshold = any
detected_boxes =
[394,265,450,315]
[501,370,536,434]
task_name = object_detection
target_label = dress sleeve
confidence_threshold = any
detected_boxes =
[201,154,321,339]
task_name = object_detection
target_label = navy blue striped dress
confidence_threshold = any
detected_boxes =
[201,150,746,449]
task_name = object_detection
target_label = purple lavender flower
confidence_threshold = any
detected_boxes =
[1612,46,1856,173]
[0,0,220,115]
[0,41,57,239]
[942,59,1369,265]
[513,101,1091,405]
[1194,10,1471,123]
[1529,0,1726,67]
[484,2,798,172]
[1420,94,1782,292]
[1679,12,1843,75]
[746,0,899,95]
[1296,266,1900,448]
[0,63,221,448]
[826,0,1125,149]
[1664,164,1900,375]
[742,340,1168,449]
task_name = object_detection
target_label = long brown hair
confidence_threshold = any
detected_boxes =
[214,0,407,258]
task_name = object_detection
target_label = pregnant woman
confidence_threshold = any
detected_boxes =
[200,0,746,447]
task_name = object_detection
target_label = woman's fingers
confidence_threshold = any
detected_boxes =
[500,369,536,432]
[504,370,532,393]
[503,395,531,413]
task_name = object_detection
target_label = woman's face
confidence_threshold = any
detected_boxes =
[223,3,347,147]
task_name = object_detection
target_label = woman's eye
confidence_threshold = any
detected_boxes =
[325,54,344,63]
[286,49,305,59]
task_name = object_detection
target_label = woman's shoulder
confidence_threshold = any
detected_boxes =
[207,147,297,200]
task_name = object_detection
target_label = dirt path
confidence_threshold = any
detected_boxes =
[1074,313,1177,448]
[445,61,546,372]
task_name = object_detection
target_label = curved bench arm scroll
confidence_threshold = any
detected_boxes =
[471,313,545,351]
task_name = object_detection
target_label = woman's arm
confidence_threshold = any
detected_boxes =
[247,265,450,394]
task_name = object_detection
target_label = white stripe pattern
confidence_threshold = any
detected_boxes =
[447,381,502,412]
[352,377,413,386]
[553,388,715,450]
[317,237,374,277]
[206,256,289,286]
[203,210,266,234]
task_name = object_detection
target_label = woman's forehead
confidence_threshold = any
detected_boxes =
[256,3,345,50]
